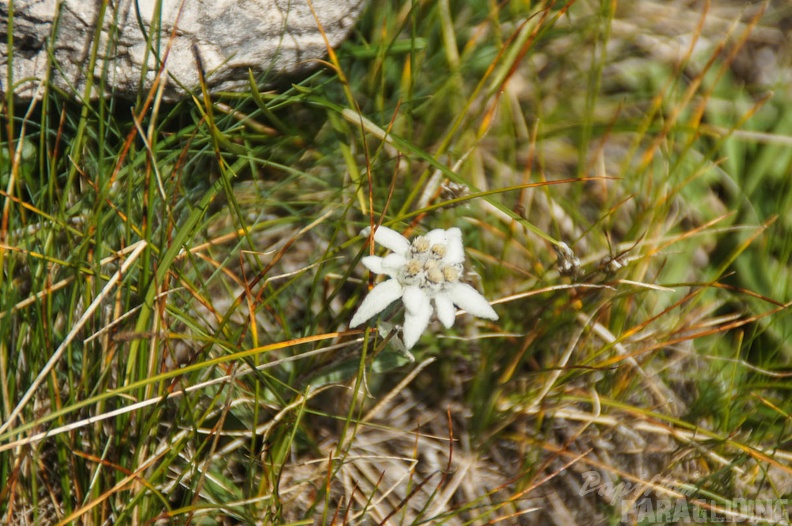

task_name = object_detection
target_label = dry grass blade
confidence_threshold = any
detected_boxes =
[0,240,147,436]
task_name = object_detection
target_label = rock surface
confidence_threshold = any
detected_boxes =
[0,0,365,100]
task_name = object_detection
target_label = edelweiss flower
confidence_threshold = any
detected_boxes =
[350,225,498,349]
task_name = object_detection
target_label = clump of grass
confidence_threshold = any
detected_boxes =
[1,0,791,524]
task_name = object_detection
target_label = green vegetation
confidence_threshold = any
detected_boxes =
[1,0,790,524]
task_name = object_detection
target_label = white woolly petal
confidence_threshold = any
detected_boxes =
[350,279,404,327]
[443,227,465,265]
[402,285,431,315]
[434,294,457,329]
[381,253,406,274]
[371,226,411,255]
[444,282,499,320]
[402,287,433,349]
[361,256,385,274]
[425,228,448,246]
[363,254,404,277]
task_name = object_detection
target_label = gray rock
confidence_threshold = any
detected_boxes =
[1,0,365,100]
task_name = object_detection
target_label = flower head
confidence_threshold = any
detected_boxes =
[350,225,498,349]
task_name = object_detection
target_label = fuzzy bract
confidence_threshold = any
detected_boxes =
[350,225,498,349]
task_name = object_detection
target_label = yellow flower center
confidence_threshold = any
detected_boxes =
[442,266,460,282]
[411,237,430,253]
